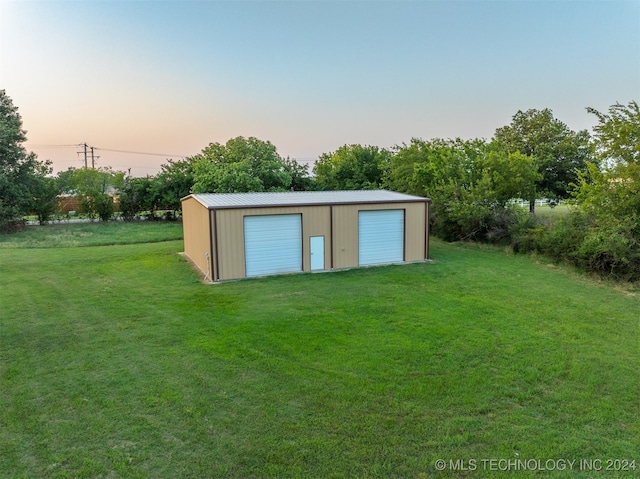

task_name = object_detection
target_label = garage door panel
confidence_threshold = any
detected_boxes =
[244,214,302,277]
[358,210,404,266]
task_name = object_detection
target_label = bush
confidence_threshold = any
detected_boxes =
[81,193,114,221]
[433,203,528,245]
[485,205,529,244]
[0,218,26,234]
[511,210,640,281]
[94,194,115,222]
[512,210,588,258]
[577,221,640,281]
[508,211,541,253]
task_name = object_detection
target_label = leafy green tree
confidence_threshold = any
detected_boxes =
[0,90,53,231]
[92,193,115,222]
[313,144,391,190]
[191,137,293,193]
[570,101,640,279]
[152,158,196,211]
[493,108,592,213]
[587,101,639,167]
[390,138,483,197]
[29,171,60,225]
[117,175,155,221]
[389,138,538,241]
[479,147,540,206]
[514,102,640,281]
[283,157,314,191]
[57,167,123,221]
[574,101,639,223]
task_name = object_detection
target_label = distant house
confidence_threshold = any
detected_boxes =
[181,190,431,282]
[57,195,82,214]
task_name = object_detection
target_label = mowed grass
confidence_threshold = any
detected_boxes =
[0,224,638,478]
[0,221,183,249]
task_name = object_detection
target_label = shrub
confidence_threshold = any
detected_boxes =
[512,210,589,259]
[511,209,640,281]
[485,205,529,244]
[81,193,114,221]
[434,203,528,245]
[577,221,640,281]
[0,218,26,234]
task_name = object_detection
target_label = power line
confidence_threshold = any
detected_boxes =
[29,143,317,169]
[109,164,163,171]
[28,143,188,158]
[95,147,188,158]
[28,144,82,148]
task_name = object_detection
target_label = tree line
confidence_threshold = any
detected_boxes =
[1,89,638,280]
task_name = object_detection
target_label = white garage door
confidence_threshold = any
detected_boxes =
[244,214,302,277]
[358,210,404,266]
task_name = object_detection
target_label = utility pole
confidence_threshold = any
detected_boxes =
[77,143,93,170]
[77,143,100,169]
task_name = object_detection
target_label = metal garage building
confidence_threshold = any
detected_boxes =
[181,190,431,282]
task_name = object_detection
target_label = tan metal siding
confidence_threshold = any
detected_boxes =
[210,210,219,281]
[183,198,428,281]
[215,206,331,281]
[404,202,427,261]
[425,201,431,259]
[332,202,427,268]
[182,197,212,279]
[331,205,358,269]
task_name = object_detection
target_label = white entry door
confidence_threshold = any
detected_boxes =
[310,236,325,271]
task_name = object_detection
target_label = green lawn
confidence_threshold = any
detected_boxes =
[0,221,183,249]
[1,224,638,478]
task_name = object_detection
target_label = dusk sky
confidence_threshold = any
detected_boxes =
[1,0,638,176]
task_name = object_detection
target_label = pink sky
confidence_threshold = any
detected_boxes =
[2,1,638,176]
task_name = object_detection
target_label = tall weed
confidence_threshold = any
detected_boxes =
[511,210,640,281]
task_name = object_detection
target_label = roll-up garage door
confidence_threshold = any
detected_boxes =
[244,214,302,277]
[358,210,404,266]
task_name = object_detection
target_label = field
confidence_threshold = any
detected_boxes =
[1,223,638,478]
[0,222,183,249]
[533,203,572,220]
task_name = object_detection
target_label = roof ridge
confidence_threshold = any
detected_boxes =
[185,190,430,209]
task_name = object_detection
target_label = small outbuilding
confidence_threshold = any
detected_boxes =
[181,190,431,282]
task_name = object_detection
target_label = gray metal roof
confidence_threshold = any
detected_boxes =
[185,190,430,209]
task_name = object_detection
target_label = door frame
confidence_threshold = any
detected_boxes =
[309,235,325,271]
